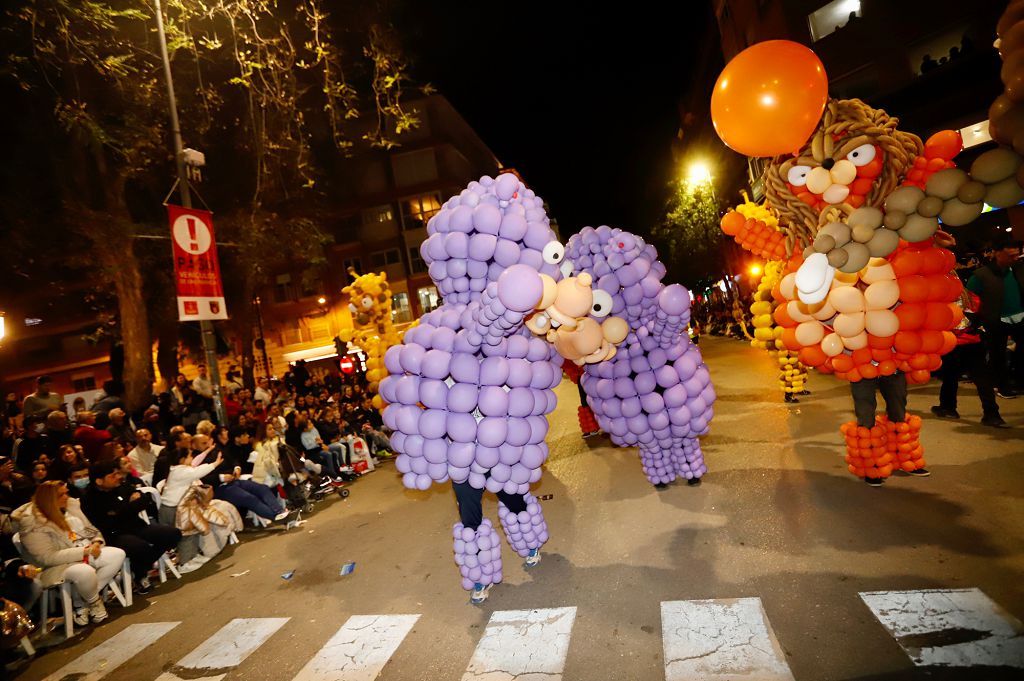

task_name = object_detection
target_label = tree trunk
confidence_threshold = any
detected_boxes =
[156,324,180,392]
[233,274,257,390]
[99,245,154,413]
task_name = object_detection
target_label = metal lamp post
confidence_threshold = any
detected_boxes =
[153,0,226,424]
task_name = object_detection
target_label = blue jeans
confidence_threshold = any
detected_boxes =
[216,479,284,520]
[307,448,340,478]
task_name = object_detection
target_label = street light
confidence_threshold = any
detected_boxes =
[317,296,327,305]
[687,161,713,185]
[749,264,762,277]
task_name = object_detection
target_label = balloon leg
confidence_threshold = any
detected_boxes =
[672,437,706,480]
[639,443,675,486]
[497,493,549,558]
[452,519,502,592]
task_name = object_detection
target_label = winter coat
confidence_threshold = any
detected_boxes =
[251,440,282,485]
[11,498,104,587]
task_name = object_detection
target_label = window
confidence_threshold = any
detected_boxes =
[391,149,438,187]
[280,326,315,346]
[342,257,362,275]
[370,249,402,268]
[362,205,394,226]
[400,193,443,231]
[72,375,96,393]
[417,286,441,314]
[409,246,427,274]
[391,292,413,323]
[807,0,861,42]
[273,274,298,303]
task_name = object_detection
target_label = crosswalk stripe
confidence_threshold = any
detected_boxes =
[860,588,1024,668]
[291,614,420,681]
[155,617,290,681]
[42,622,180,681]
[461,607,577,681]
[661,598,794,681]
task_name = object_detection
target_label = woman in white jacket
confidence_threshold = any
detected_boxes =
[158,446,221,569]
[251,422,284,488]
[12,481,126,626]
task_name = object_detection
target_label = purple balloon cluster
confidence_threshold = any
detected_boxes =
[380,175,566,494]
[566,226,716,485]
[453,519,503,591]
[498,493,549,557]
[418,173,560,305]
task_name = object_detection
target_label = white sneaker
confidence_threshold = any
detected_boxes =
[525,549,541,568]
[73,607,90,626]
[470,583,492,605]
[274,509,291,521]
[87,597,108,623]
[177,555,210,574]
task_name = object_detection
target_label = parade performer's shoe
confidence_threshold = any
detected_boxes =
[864,477,885,486]
[908,468,930,477]
[982,413,1010,428]
[687,477,702,486]
[799,390,811,396]
[930,406,960,419]
[654,482,669,490]
[784,393,799,404]
[525,549,541,569]
[470,583,492,605]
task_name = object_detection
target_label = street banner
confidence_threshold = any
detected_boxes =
[167,204,229,321]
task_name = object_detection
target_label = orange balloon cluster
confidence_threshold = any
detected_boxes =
[774,240,961,384]
[841,414,925,479]
[720,211,788,260]
[902,130,962,190]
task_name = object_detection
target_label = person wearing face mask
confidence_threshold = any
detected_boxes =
[11,481,126,626]
[66,463,92,499]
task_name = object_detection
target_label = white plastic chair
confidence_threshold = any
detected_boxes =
[12,533,74,639]
[137,486,180,584]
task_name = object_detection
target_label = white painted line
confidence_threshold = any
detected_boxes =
[861,588,1024,667]
[661,598,795,681]
[43,622,180,681]
[291,614,420,681]
[461,607,577,681]
[156,617,290,681]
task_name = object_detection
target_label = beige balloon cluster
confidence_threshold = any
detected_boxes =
[806,207,899,273]
[991,0,1024,153]
[781,259,900,358]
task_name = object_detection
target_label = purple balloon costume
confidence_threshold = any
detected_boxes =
[565,226,716,486]
[379,174,564,593]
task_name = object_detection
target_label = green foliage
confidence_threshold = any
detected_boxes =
[650,178,725,289]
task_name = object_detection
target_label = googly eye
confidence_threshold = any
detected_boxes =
[846,144,877,167]
[590,290,613,318]
[532,312,550,330]
[787,165,812,187]
[348,303,358,314]
[542,240,565,265]
[360,296,373,310]
[559,260,574,279]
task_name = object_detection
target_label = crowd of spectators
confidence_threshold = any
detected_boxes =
[0,360,391,654]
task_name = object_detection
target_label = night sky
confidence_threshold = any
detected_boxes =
[396,1,740,238]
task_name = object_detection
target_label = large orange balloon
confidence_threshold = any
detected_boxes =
[711,41,829,157]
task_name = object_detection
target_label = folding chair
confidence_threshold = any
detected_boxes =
[12,533,75,639]
[136,486,181,584]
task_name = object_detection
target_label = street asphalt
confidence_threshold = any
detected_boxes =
[17,336,1024,681]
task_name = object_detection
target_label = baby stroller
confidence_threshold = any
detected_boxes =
[278,443,349,513]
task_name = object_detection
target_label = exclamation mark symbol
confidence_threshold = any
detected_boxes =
[187,218,199,252]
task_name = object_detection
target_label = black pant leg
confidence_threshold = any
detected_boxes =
[495,490,527,515]
[452,481,484,530]
[938,345,964,410]
[136,524,183,555]
[110,534,163,572]
[1010,322,1024,387]
[965,342,1000,415]
[850,378,879,427]
[577,381,588,408]
[878,372,908,423]
[985,326,1012,390]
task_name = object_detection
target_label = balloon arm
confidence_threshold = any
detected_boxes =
[467,281,532,345]
[648,284,692,345]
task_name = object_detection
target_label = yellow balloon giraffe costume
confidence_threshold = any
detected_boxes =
[338,268,404,410]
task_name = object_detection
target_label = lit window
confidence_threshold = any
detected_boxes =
[807,0,861,42]
[361,205,394,225]
[342,257,362,274]
[417,286,441,313]
[400,193,443,231]
[370,249,402,268]
[409,247,427,274]
[391,292,413,323]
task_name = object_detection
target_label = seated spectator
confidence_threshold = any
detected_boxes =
[158,443,220,567]
[266,405,287,436]
[30,461,48,488]
[154,430,189,488]
[116,456,145,489]
[12,416,48,473]
[128,429,163,481]
[0,458,34,514]
[81,460,180,594]
[97,441,127,466]
[43,410,72,455]
[204,429,286,523]
[73,411,112,463]
[252,422,285,488]
[67,463,91,500]
[12,481,125,626]
[195,420,216,438]
[361,423,392,458]
[91,380,125,429]
[224,389,242,423]
[175,480,242,573]
[48,444,86,484]
[0,533,43,616]
[254,378,273,408]
[180,385,209,431]
[298,414,342,480]
[106,408,136,448]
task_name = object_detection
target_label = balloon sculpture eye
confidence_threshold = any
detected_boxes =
[846,144,876,167]
[360,296,373,309]
[590,290,613,318]
[787,165,812,186]
[559,260,574,280]
[348,303,358,314]
[542,241,565,265]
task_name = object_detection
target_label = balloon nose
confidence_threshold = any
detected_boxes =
[821,157,835,170]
